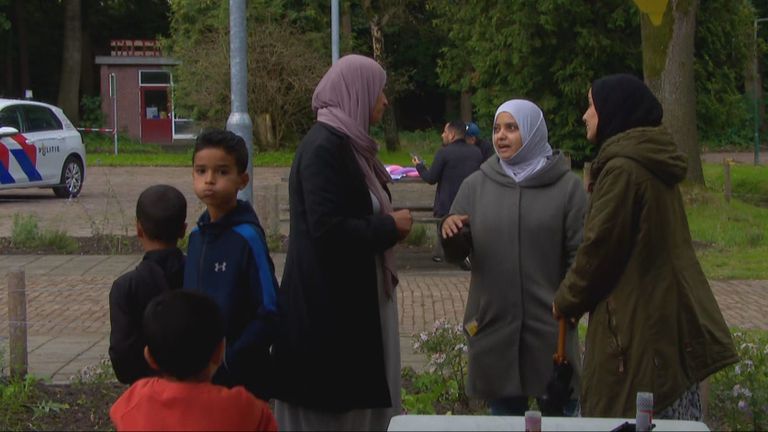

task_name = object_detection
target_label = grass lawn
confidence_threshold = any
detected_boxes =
[686,164,768,279]
[84,133,768,278]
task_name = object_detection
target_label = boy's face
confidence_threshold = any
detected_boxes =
[192,147,248,220]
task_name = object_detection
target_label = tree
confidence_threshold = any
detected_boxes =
[695,0,754,149]
[361,0,412,152]
[169,1,328,148]
[58,0,82,123]
[430,0,641,162]
[640,0,703,183]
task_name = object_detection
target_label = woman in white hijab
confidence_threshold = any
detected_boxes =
[441,99,587,415]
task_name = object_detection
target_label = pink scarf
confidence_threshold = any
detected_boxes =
[312,54,398,297]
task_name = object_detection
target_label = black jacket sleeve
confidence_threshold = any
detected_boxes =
[299,136,398,254]
[416,148,447,185]
[108,275,155,384]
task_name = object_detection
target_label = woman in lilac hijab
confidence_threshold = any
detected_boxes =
[273,55,412,430]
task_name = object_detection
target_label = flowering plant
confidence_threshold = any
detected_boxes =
[709,329,768,430]
[402,319,475,414]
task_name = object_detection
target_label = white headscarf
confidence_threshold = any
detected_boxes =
[493,99,553,182]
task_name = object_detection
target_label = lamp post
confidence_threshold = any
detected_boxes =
[754,18,768,166]
[331,0,340,64]
[228,0,254,203]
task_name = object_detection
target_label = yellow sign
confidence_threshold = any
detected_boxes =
[633,0,669,26]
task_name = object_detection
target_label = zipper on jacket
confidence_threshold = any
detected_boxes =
[606,298,625,375]
[197,229,206,293]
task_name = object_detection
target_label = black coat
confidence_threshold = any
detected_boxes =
[108,248,185,384]
[274,122,399,411]
[416,139,483,217]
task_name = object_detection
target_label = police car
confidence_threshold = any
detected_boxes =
[0,99,86,198]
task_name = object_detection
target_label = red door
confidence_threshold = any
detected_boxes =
[140,86,172,144]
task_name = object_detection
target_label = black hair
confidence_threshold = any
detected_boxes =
[591,74,663,145]
[143,290,224,380]
[193,128,249,174]
[447,120,466,138]
[136,184,187,244]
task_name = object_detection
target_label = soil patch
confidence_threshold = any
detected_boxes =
[0,380,125,431]
[0,236,142,255]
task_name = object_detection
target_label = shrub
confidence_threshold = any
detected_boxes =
[10,214,77,253]
[709,329,768,431]
[402,319,480,414]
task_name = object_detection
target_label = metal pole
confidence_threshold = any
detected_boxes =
[331,0,340,64]
[111,73,118,156]
[228,0,254,203]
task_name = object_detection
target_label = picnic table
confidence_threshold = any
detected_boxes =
[387,414,710,431]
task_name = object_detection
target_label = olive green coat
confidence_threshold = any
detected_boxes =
[554,127,738,417]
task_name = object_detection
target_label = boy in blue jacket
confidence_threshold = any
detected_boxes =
[184,128,278,400]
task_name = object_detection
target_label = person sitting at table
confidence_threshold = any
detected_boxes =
[412,120,482,263]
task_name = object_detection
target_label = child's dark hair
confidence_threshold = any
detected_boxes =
[143,290,224,380]
[193,128,249,174]
[136,185,187,244]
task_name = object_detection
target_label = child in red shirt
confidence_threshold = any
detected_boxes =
[110,290,277,431]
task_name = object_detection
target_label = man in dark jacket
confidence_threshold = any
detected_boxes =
[109,184,187,384]
[413,120,482,262]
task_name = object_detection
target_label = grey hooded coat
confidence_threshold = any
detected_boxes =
[442,152,586,399]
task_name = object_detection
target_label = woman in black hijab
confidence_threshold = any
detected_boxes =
[553,74,737,420]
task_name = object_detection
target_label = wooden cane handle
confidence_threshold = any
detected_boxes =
[555,317,567,364]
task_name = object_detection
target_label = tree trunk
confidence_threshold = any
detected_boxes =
[641,0,703,184]
[370,17,400,151]
[4,28,14,97]
[460,90,472,123]
[80,26,95,96]
[14,0,29,97]
[58,0,82,124]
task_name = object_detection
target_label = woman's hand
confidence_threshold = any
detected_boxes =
[552,301,562,320]
[390,209,413,241]
[441,214,470,239]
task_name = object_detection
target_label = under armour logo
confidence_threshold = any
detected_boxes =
[214,262,227,272]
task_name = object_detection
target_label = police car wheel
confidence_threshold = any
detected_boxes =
[52,156,84,198]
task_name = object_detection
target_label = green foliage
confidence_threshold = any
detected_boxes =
[695,0,755,149]
[402,319,475,414]
[0,376,40,430]
[685,164,768,279]
[11,214,78,253]
[709,329,768,431]
[404,223,429,247]
[84,133,166,154]
[169,1,328,148]
[429,0,641,162]
[78,96,105,129]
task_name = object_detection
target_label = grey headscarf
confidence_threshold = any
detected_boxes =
[311,54,398,297]
[493,99,553,182]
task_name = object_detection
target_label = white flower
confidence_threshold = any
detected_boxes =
[739,400,749,412]
[733,385,742,397]
[431,352,446,364]
[454,343,467,352]
[735,365,741,375]
[420,332,428,342]
[413,341,421,350]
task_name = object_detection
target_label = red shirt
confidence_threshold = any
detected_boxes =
[110,377,277,431]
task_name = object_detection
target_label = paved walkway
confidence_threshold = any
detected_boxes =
[0,254,765,383]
